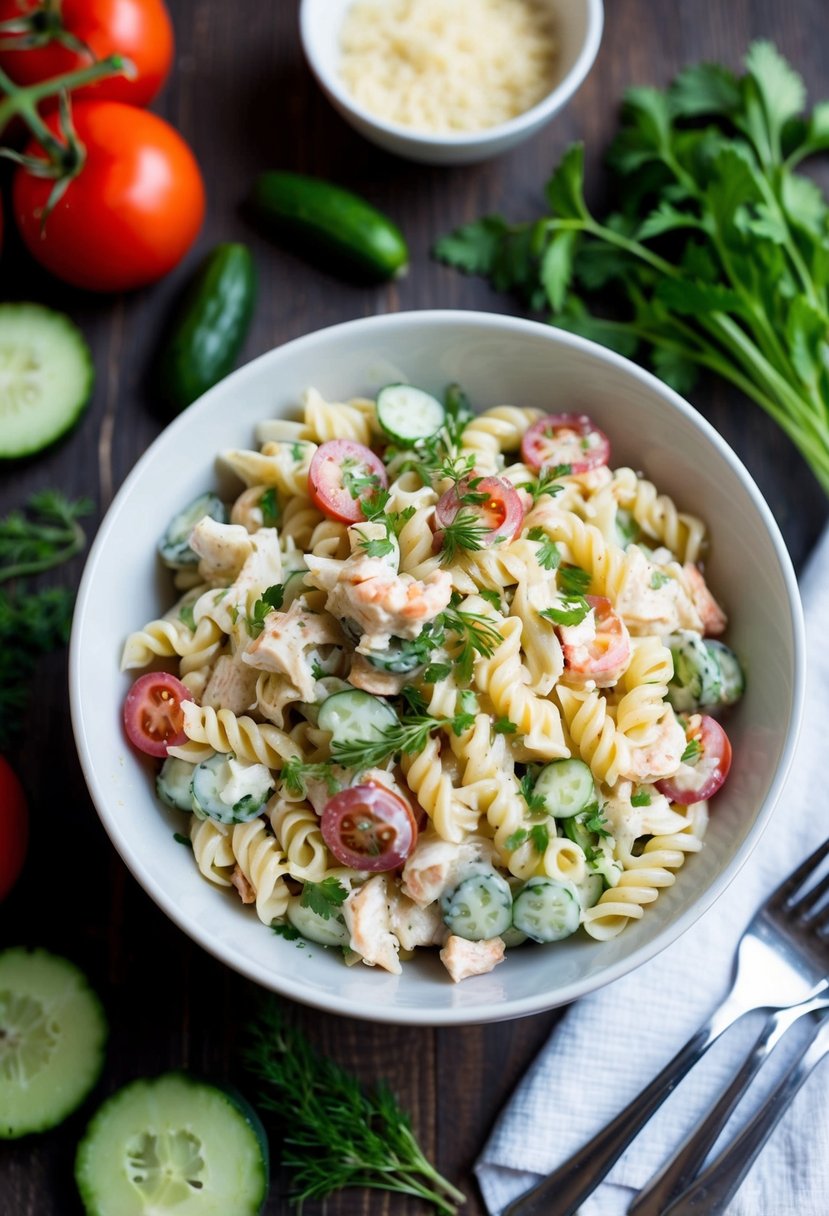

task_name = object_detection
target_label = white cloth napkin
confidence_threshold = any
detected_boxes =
[476,524,829,1216]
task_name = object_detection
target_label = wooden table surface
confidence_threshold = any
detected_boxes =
[2,1,828,1213]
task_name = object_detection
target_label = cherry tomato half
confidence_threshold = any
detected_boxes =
[0,0,174,107]
[0,755,28,902]
[521,413,610,474]
[435,474,524,550]
[123,671,190,757]
[308,439,388,524]
[13,101,205,293]
[321,783,417,871]
[657,714,732,805]
[560,595,631,687]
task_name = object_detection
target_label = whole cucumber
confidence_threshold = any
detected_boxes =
[158,242,256,412]
[250,171,409,283]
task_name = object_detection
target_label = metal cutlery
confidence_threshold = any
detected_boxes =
[503,836,829,1216]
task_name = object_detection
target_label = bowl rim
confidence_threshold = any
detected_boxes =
[70,309,806,1025]
[298,0,605,149]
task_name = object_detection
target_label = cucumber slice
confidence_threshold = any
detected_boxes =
[158,492,229,569]
[512,878,581,943]
[0,947,107,1139]
[376,384,445,447]
[0,303,94,459]
[440,868,513,941]
[534,758,596,819]
[705,640,745,705]
[156,757,197,812]
[285,897,350,947]
[191,754,274,824]
[666,630,722,712]
[317,689,398,745]
[75,1072,268,1216]
[364,633,428,675]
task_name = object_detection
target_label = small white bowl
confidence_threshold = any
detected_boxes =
[70,311,804,1026]
[299,0,604,165]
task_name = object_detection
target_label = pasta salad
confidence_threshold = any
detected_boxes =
[120,383,744,983]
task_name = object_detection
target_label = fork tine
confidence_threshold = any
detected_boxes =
[793,870,829,920]
[769,837,829,907]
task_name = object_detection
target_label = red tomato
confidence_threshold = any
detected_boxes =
[657,715,732,805]
[13,100,204,292]
[0,755,28,901]
[321,783,417,871]
[0,0,174,107]
[560,595,631,687]
[435,474,523,550]
[308,439,388,524]
[521,413,610,474]
[123,671,190,757]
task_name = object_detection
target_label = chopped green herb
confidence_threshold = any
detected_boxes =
[423,662,452,684]
[527,527,561,571]
[584,805,610,837]
[539,597,591,627]
[358,530,397,559]
[400,685,429,715]
[0,490,92,583]
[342,458,381,501]
[519,771,548,815]
[178,602,196,631]
[631,788,652,807]
[650,570,671,590]
[505,823,550,854]
[437,508,490,563]
[259,487,280,527]
[439,604,502,682]
[558,564,590,596]
[300,878,348,920]
[291,443,305,463]
[172,832,192,848]
[681,738,704,765]
[271,921,301,941]
[247,583,285,637]
[493,717,517,734]
[331,715,439,771]
[282,757,340,797]
[311,659,327,680]
[479,588,503,609]
[524,465,569,505]
[359,488,391,521]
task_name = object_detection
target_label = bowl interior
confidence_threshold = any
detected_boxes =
[71,311,803,1025]
[301,0,600,143]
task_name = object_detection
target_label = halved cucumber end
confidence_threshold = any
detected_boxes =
[376,384,445,446]
[0,304,94,460]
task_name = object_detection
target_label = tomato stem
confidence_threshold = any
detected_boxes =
[0,54,134,138]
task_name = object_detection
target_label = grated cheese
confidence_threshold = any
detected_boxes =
[339,0,559,134]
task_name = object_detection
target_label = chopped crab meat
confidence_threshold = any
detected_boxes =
[401,833,497,908]
[624,708,688,783]
[603,779,690,856]
[440,935,505,983]
[230,865,256,904]
[342,875,401,975]
[189,516,254,582]
[202,654,259,715]
[242,600,344,701]
[614,546,703,636]
[196,528,283,635]
[347,652,409,697]
[681,563,727,636]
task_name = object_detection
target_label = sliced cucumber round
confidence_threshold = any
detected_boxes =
[376,384,445,447]
[441,869,513,941]
[512,878,581,943]
[364,634,427,675]
[705,640,745,705]
[317,689,398,746]
[666,630,722,712]
[534,758,596,819]
[156,757,197,812]
[158,493,229,569]
[0,303,94,459]
[286,897,350,947]
[0,947,107,1139]
[75,1072,268,1216]
[191,754,273,825]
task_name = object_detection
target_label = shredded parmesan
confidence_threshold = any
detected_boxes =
[339,0,559,134]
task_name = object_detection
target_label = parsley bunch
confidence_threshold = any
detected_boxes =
[244,1000,465,1214]
[435,42,829,495]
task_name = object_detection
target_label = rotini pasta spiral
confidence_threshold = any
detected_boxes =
[475,616,568,759]
[230,818,290,924]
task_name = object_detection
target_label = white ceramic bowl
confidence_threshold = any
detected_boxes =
[70,311,804,1026]
[299,0,604,165]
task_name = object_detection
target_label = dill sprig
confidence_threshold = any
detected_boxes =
[440,603,503,682]
[0,490,92,582]
[0,586,75,749]
[437,508,490,562]
[244,1000,466,1215]
[330,715,438,771]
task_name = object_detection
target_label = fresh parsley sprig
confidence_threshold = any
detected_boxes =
[300,877,348,919]
[244,1000,466,1214]
[524,464,570,505]
[0,490,92,582]
[539,596,591,627]
[435,41,829,497]
[526,527,561,571]
[246,583,285,637]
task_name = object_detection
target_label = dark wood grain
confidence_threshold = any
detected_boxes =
[1,1,827,1213]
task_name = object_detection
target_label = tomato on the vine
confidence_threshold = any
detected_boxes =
[13,100,205,292]
[0,0,174,107]
[0,755,28,901]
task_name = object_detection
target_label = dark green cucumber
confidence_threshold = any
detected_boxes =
[0,947,107,1139]
[0,303,94,459]
[250,171,409,283]
[158,243,256,413]
[75,1072,269,1215]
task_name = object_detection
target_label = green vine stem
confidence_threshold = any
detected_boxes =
[0,53,134,147]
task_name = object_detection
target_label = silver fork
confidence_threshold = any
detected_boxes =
[629,850,829,1215]
[503,836,829,1216]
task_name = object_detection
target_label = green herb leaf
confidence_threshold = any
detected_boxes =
[300,878,348,920]
[681,738,704,765]
[172,831,192,847]
[439,605,502,682]
[247,583,285,637]
[631,788,652,807]
[493,717,517,735]
[259,487,280,527]
[650,570,672,590]
[539,597,591,627]
[557,564,590,596]
[178,602,196,631]
[271,921,301,941]
[0,491,92,583]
